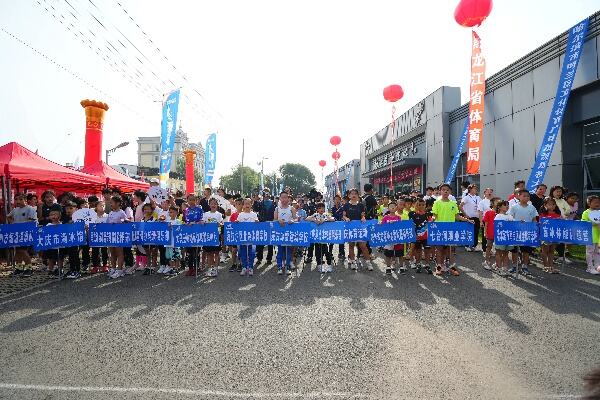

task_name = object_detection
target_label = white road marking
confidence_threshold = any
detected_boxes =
[0,383,366,398]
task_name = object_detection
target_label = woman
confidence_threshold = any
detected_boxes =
[549,186,572,263]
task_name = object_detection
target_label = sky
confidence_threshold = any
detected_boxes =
[1,0,599,188]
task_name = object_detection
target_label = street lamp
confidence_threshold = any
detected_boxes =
[257,156,269,191]
[105,141,129,164]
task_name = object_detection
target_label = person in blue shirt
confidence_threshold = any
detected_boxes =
[329,194,346,260]
[183,194,204,277]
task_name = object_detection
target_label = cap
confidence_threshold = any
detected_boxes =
[150,178,159,184]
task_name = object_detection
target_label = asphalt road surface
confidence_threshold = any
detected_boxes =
[0,250,598,400]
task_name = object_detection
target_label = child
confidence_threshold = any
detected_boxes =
[63,201,83,279]
[235,198,260,276]
[90,199,109,274]
[140,203,157,275]
[45,207,63,278]
[343,188,373,271]
[184,194,204,277]
[162,205,182,276]
[329,195,346,261]
[306,202,335,273]
[482,197,501,270]
[294,202,307,221]
[494,201,514,276]
[581,195,600,275]
[539,198,562,274]
[7,194,37,277]
[401,197,414,268]
[431,184,474,276]
[408,198,433,274]
[106,196,127,279]
[202,198,224,277]
[381,202,404,275]
[508,189,539,276]
[274,191,297,275]
[228,198,244,272]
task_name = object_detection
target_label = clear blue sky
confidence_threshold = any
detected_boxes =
[1,0,598,184]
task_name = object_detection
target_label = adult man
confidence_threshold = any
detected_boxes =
[460,184,482,251]
[199,187,212,212]
[255,190,275,265]
[529,184,547,212]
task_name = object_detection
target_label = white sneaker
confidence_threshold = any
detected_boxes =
[110,269,124,279]
[107,268,115,276]
[157,265,165,274]
[350,261,357,270]
[240,267,247,276]
[206,268,218,277]
[219,255,226,263]
[326,265,333,273]
[124,266,136,275]
[483,261,491,271]
[163,266,173,275]
[410,261,417,269]
[248,268,254,276]
[586,267,600,275]
[465,247,472,252]
[317,264,323,273]
[277,268,283,275]
[562,258,573,264]
[367,262,374,271]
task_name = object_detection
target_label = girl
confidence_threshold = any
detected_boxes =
[235,198,260,276]
[342,188,373,271]
[163,205,182,276]
[141,203,156,275]
[482,197,501,270]
[408,198,433,274]
[45,208,63,277]
[381,202,403,275]
[91,200,109,274]
[202,198,224,277]
[274,192,297,275]
[106,196,127,279]
[305,202,335,273]
[228,198,243,272]
[493,201,514,276]
[539,198,562,274]
[121,194,135,272]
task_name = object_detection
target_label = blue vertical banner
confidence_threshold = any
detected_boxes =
[445,117,469,184]
[204,133,217,187]
[159,89,181,189]
[526,18,589,191]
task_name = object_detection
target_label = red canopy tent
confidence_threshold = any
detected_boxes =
[0,142,105,192]
[80,161,149,193]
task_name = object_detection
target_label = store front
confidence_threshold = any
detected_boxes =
[372,165,423,195]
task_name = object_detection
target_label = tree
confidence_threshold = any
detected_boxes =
[218,164,260,194]
[279,163,316,196]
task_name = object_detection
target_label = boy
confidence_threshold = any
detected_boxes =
[581,195,600,275]
[106,196,127,279]
[409,198,433,274]
[7,194,37,277]
[162,205,182,276]
[235,198,260,276]
[306,202,335,273]
[201,198,224,277]
[508,189,539,276]
[228,198,244,272]
[274,192,297,275]
[343,188,373,271]
[381,202,403,275]
[184,194,204,277]
[431,184,474,276]
[62,201,83,279]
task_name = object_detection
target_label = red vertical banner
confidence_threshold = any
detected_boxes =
[466,31,486,175]
[183,150,196,195]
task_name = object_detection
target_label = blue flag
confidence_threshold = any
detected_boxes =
[445,117,469,184]
[0,221,37,248]
[35,222,86,251]
[223,222,271,245]
[173,224,220,247]
[308,221,346,244]
[270,222,311,247]
[132,222,171,245]
[89,223,133,247]
[369,221,416,246]
[526,18,589,191]
[539,218,593,245]
[494,221,540,246]
[427,222,474,246]
[159,89,180,189]
[204,133,217,186]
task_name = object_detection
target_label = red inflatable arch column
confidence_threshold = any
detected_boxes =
[184,149,197,195]
[81,99,109,167]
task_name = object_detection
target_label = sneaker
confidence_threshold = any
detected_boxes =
[326,265,333,273]
[66,271,80,279]
[416,265,422,273]
[248,268,254,276]
[237,264,243,272]
[101,265,109,273]
[165,268,178,276]
[434,266,443,276]
[410,261,417,270]
[124,266,136,275]
[449,266,460,276]
[229,264,237,273]
[385,267,392,275]
[21,269,33,277]
[162,266,173,275]
[465,247,473,252]
[143,267,152,276]
[157,265,166,274]
[399,266,407,274]
[81,265,89,273]
[90,266,99,274]
[288,265,296,271]
[367,263,374,271]
[220,254,226,263]
[107,268,115,276]
[11,269,23,277]
[305,257,313,264]
[286,268,292,275]
[508,266,516,274]
[483,261,492,271]
[498,269,508,277]
[521,267,532,276]
[109,269,124,279]
[350,261,357,270]
[277,268,283,275]
[586,267,600,275]
[240,267,247,276]
[206,268,218,277]
[317,264,323,273]
[424,266,433,275]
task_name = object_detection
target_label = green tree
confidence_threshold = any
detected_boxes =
[219,164,260,194]
[279,163,316,195]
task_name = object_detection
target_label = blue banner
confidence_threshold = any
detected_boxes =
[204,133,217,186]
[88,223,133,247]
[308,221,345,244]
[539,218,593,245]
[427,222,474,246]
[526,18,589,191]
[270,222,311,247]
[494,221,540,246]
[0,221,37,248]
[173,224,220,247]
[224,222,270,245]
[369,221,416,246]
[343,220,376,242]
[159,89,180,189]
[35,222,86,251]
[445,117,469,184]
[131,222,171,245]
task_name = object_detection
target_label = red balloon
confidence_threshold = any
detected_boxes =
[319,160,326,167]
[383,84,404,103]
[330,136,341,146]
[454,0,493,28]
[332,151,341,161]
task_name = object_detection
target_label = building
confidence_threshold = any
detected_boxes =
[324,159,361,199]
[360,10,600,199]
[137,125,205,175]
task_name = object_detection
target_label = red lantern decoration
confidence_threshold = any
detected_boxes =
[383,85,404,103]
[330,136,341,146]
[318,160,326,167]
[454,0,493,28]
[332,151,340,161]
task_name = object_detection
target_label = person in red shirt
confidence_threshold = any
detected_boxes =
[539,198,562,274]
[482,197,501,270]
[382,202,403,275]
[228,198,243,272]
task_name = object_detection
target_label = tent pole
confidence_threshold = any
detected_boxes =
[1,176,6,220]
[6,178,12,214]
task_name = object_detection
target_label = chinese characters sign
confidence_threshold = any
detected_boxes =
[369,221,416,246]
[270,222,311,247]
[131,222,171,245]
[0,221,37,248]
[89,223,133,247]
[309,221,346,244]
[427,222,474,246]
[526,18,589,191]
[539,219,592,245]
[224,222,271,246]
[173,224,220,247]
[35,222,86,251]
[494,221,540,246]
[466,31,486,175]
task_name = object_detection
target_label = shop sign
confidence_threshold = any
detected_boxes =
[369,140,418,172]
[373,166,422,184]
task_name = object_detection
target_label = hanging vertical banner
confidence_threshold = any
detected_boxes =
[526,18,589,192]
[159,89,181,189]
[445,117,469,184]
[204,133,217,187]
[466,31,486,175]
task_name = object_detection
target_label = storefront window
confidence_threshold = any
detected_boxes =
[455,153,480,198]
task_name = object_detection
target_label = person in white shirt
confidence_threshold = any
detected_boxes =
[235,198,260,276]
[477,187,494,255]
[274,192,297,275]
[460,184,482,252]
[493,200,514,276]
[7,194,37,277]
[202,198,224,277]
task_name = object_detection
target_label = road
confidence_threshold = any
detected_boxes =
[0,250,598,400]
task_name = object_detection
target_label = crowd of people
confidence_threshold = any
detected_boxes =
[3,178,600,281]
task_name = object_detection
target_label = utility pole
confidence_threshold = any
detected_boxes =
[240,138,245,195]
[258,156,268,192]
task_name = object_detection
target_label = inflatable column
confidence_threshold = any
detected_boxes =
[184,149,196,195]
[81,99,109,167]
